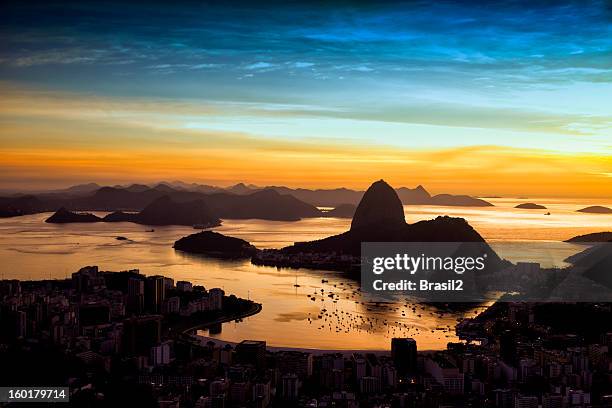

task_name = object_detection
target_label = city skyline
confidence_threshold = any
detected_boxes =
[1,0,611,197]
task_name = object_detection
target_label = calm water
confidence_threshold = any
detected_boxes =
[0,197,610,350]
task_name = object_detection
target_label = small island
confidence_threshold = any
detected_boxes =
[47,196,222,227]
[577,205,612,214]
[45,207,102,223]
[515,202,547,209]
[565,231,612,243]
[173,231,258,259]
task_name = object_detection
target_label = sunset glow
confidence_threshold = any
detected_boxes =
[1,1,610,196]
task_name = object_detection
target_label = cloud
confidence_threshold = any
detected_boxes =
[244,62,276,70]
[290,61,315,69]
[10,50,98,67]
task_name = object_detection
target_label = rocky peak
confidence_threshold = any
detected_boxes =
[350,180,405,231]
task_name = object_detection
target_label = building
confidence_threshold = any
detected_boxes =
[162,296,180,314]
[514,395,538,408]
[176,281,193,292]
[382,363,397,389]
[151,340,172,366]
[127,277,145,314]
[122,315,162,356]
[424,355,464,395]
[276,351,313,379]
[253,380,271,408]
[359,376,382,394]
[208,288,224,310]
[568,390,590,406]
[235,340,266,370]
[145,276,166,313]
[72,266,105,293]
[352,353,367,380]
[78,302,110,328]
[281,374,299,400]
[391,338,417,375]
[163,277,174,289]
[542,394,563,408]
[366,353,382,378]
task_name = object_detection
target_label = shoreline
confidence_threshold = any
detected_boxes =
[180,301,263,335]
[191,335,443,356]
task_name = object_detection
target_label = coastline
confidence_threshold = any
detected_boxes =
[180,301,263,335]
[191,335,444,356]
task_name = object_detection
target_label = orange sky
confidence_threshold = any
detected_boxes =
[0,86,610,197]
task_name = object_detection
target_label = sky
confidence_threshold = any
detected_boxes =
[0,0,611,197]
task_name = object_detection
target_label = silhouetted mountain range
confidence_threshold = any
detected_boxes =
[0,195,46,217]
[0,181,494,220]
[106,196,221,227]
[224,182,491,207]
[8,185,321,222]
[47,196,221,227]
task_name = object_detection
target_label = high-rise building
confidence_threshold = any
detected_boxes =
[78,302,110,328]
[0,280,21,298]
[145,276,165,313]
[176,281,193,292]
[494,389,514,408]
[391,338,417,375]
[352,353,367,380]
[542,394,563,408]
[162,296,180,314]
[514,395,538,408]
[150,340,172,366]
[281,374,299,400]
[208,288,224,310]
[276,351,313,379]
[424,355,464,395]
[122,315,162,356]
[253,380,271,408]
[359,376,381,394]
[382,364,397,389]
[72,266,105,293]
[163,277,174,289]
[235,340,266,370]
[127,277,145,315]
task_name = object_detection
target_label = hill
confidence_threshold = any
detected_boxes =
[45,208,102,223]
[577,205,612,214]
[173,231,258,258]
[565,232,612,243]
[253,180,503,275]
[515,203,547,209]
